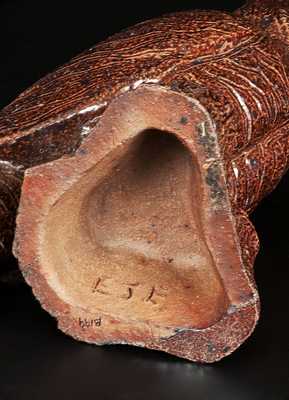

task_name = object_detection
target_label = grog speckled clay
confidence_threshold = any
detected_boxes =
[0,0,289,362]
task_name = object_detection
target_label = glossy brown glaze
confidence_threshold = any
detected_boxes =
[1,0,289,362]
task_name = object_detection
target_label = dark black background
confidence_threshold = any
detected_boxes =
[0,0,289,399]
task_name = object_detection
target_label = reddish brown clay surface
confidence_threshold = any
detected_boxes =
[1,0,289,362]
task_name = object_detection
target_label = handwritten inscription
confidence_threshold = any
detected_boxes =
[91,276,169,306]
[79,317,102,329]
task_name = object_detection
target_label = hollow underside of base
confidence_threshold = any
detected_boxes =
[43,130,227,330]
[14,85,259,362]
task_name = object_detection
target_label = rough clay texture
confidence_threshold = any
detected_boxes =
[0,0,289,361]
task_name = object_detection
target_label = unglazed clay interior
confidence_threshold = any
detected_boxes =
[42,130,227,330]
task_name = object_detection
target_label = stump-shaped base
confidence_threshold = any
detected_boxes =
[14,85,259,362]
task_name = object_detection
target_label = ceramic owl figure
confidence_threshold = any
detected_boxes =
[0,0,289,362]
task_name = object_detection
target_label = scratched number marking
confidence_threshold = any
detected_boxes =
[91,276,168,305]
